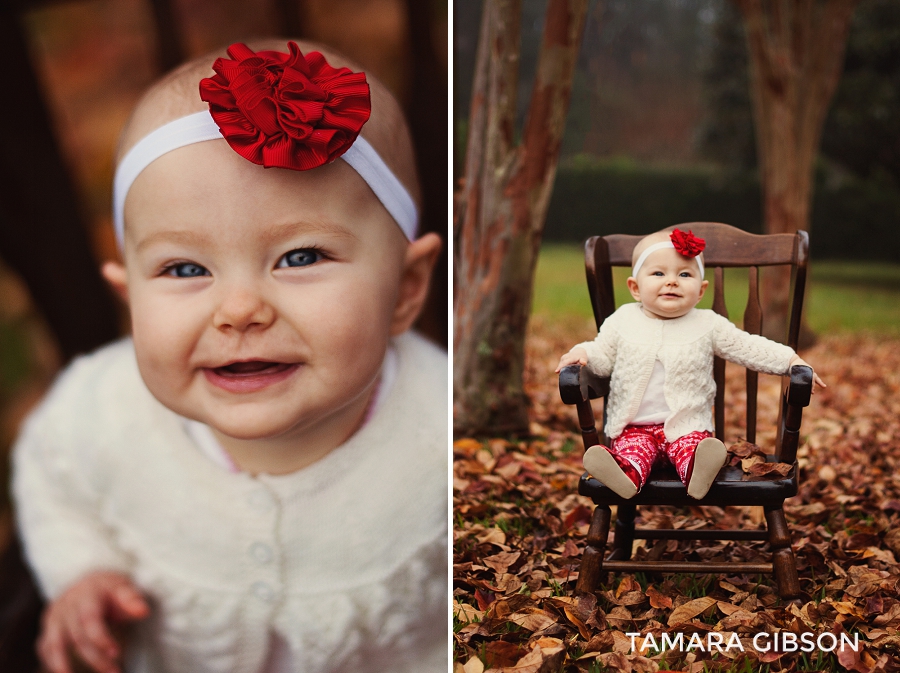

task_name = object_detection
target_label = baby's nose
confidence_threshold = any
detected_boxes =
[213,286,276,332]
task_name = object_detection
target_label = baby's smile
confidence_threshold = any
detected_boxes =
[204,360,301,393]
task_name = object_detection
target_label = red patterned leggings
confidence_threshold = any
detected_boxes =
[606,424,712,489]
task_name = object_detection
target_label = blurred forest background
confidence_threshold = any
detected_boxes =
[0,0,446,537]
[455,0,900,262]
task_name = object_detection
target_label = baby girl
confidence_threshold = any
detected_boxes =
[556,228,824,500]
[13,41,447,673]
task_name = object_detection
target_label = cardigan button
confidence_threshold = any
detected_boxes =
[250,542,273,564]
[252,581,275,602]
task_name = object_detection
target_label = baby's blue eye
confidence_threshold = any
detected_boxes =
[652,271,664,276]
[167,263,209,278]
[278,249,323,268]
[680,271,692,277]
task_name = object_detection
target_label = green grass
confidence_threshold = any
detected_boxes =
[533,244,900,335]
[807,261,900,335]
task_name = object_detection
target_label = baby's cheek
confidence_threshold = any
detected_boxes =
[331,300,390,351]
[130,319,196,409]
[315,287,393,367]
[329,271,395,330]
[135,346,178,389]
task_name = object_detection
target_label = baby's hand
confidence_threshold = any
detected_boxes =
[790,355,827,393]
[555,346,589,373]
[38,570,149,673]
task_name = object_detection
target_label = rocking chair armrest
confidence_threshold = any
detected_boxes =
[559,364,610,405]
[787,364,813,408]
[778,364,813,464]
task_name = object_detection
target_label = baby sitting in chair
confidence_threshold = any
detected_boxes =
[13,41,446,673]
[556,227,825,500]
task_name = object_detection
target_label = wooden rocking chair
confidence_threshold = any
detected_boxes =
[558,222,813,599]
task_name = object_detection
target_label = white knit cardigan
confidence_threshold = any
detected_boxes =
[12,331,448,673]
[577,303,795,442]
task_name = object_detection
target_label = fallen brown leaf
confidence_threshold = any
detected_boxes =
[748,461,792,477]
[508,607,558,632]
[647,585,673,609]
[667,596,717,626]
[482,551,521,574]
[485,638,564,673]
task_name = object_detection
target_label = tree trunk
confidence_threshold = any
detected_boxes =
[734,0,858,343]
[0,9,120,363]
[454,0,588,436]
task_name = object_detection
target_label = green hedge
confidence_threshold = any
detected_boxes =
[544,159,900,262]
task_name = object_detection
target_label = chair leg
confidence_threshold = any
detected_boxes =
[765,505,800,599]
[576,505,610,594]
[609,503,636,561]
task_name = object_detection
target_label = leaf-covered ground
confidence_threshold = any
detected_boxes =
[454,317,900,673]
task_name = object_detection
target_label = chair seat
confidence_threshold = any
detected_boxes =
[578,462,798,507]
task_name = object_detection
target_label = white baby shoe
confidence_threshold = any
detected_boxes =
[583,445,638,499]
[686,437,728,500]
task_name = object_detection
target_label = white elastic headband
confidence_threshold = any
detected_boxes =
[632,241,704,278]
[113,110,419,249]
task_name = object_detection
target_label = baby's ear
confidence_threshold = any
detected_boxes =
[101,261,129,303]
[698,278,709,300]
[626,276,641,302]
[390,233,442,336]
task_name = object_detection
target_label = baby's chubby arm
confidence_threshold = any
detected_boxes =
[554,320,618,375]
[11,373,148,673]
[39,571,149,673]
[711,315,826,392]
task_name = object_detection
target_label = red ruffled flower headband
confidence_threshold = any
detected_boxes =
[669,228,706,258]
[113,42,420,247]
[632,229,706,277]
[199,42,371,170]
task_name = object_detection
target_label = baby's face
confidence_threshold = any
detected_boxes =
[119,139,409,440]
[627,247,708,319]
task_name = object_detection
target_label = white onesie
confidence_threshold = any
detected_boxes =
[630,359,670,426]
